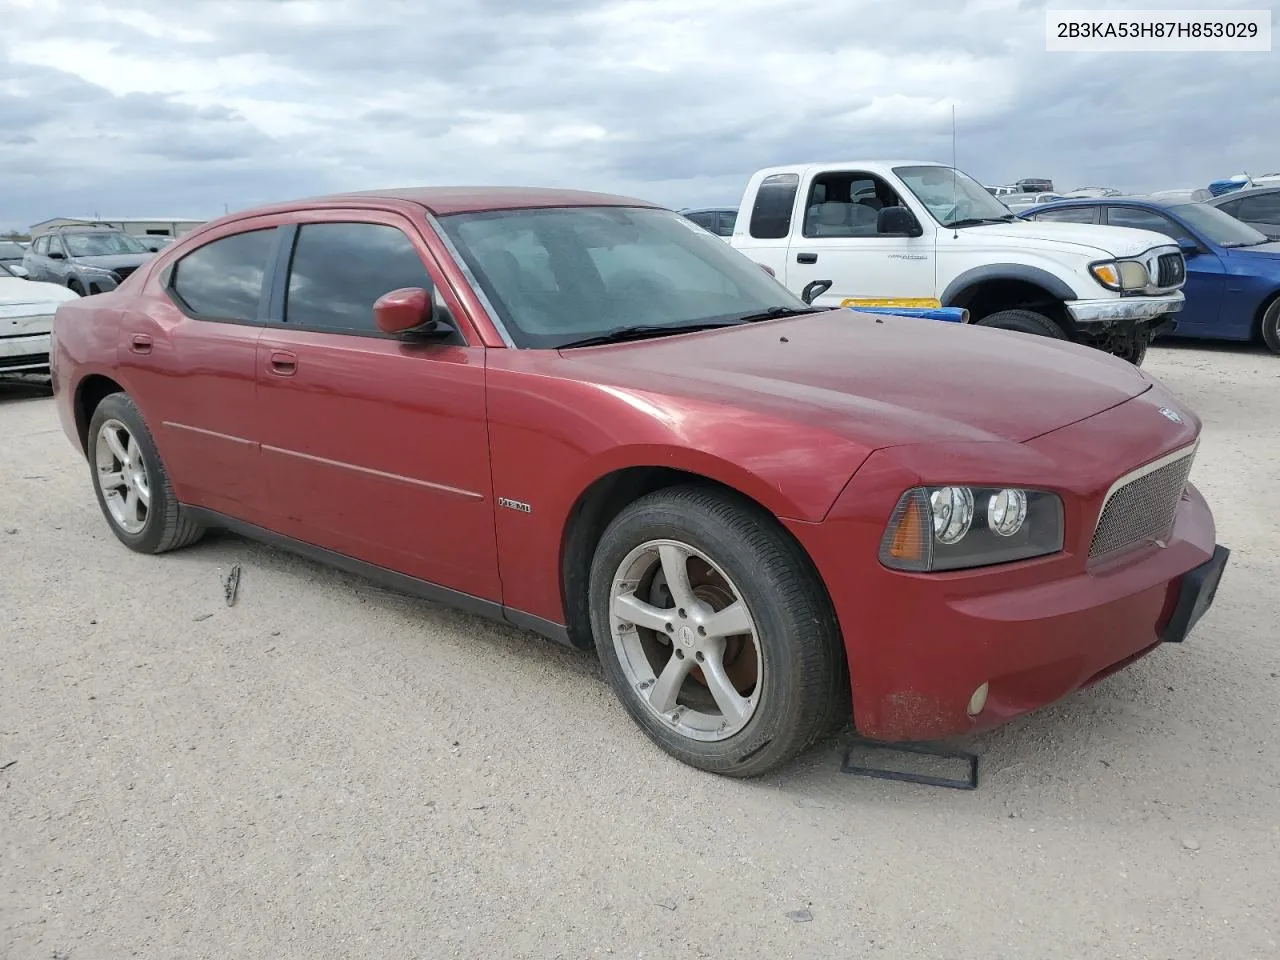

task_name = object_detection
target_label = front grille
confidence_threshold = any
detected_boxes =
[1089,448,1196,561]
[1156,253,1184,288]
[113,266,137,281]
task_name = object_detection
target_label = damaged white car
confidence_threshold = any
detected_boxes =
[0,263,81,374]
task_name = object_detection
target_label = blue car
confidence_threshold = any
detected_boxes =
[1021,197,1280,353]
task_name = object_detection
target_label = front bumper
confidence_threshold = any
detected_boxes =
[0,332,52,372]
[788,390,1223,742]
[1068,292,1184,326]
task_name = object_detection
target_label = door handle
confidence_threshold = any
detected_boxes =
[130,334,152,354]
[796,252,818,264]
[268,350,297,376]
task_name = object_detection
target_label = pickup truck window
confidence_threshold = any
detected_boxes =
[801,172,902,238]
[749,174,799,239]
[894,165,1014,227]
[440,205,807,348]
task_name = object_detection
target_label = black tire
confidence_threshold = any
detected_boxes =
[86,392,204,554]
[974,308,1066,339]
[1261,297,1280,354]
[588,485,847,778]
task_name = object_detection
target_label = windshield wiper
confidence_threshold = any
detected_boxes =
[557,321,743,349]
[730,305,828,323]
[943,216,1015,228]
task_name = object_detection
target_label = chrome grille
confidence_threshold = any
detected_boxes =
[1089,447,1195,561]
[1156,253,1184,288]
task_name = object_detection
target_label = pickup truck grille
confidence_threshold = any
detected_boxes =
[1089,447,1196,561]
[1156,253,1185,288]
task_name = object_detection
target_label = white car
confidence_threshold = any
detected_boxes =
[0,263,81,374]
[729,160,1186,364]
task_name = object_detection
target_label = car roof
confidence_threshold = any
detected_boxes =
[1207,184,1280,203]
[1032,196,1189,210]
[679,206,736,214]
[265,186,661,217]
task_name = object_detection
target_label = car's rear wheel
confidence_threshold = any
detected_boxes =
[87,393,204,554]
[589,485,847,778]
[1261,297,1280,354]
[974,308,1066,339]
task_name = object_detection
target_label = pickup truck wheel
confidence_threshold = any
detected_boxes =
[589,485,846,778]
[87,393,204,554]
[1261,298,1280,354]
[974,309,1066,339]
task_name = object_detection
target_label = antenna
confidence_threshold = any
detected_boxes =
[951,104,958,239]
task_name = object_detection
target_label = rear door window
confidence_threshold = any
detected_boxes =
[1104,206,1191,242]
[170,228,278,323]
[1032,207,1099,224]
[749,174,800,239]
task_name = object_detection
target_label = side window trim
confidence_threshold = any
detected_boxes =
[163,224,283,326]
[264,223,298,324]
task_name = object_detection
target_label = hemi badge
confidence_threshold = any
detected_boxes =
[498,497,532,513]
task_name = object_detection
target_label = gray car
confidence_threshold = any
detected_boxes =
[1207,185,1280,240]
[22,227,156,295]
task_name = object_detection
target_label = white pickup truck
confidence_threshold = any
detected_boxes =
[729,160,1187,363]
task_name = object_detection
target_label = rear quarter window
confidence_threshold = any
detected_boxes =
[749,174,800,239]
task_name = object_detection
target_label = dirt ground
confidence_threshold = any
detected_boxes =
[2,341,1278,960]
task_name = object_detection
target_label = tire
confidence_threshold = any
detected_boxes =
[974,308,1066,339]
[1261,297,1280,354]
[68,280,85,296]
[86,392,204,554]
[588,485,847,778]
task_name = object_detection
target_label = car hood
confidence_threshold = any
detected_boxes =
[72,253,154,269]
[0,277,80,311]
[994,218,1174,257]
[558,310,1151,447]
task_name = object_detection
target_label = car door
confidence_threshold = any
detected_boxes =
[786,170,935,307]
[115,224,278,523]
[255,212,498,600]
[22,236,48,280]
[1104,205,1224,333]
[45,235,72,285]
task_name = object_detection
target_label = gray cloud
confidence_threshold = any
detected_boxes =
[0,0,1274,232]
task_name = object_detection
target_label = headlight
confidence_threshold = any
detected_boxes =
[880,486,1064,572]
[1090,259,1150,292]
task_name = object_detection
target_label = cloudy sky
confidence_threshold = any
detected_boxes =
[1,0,1276,233]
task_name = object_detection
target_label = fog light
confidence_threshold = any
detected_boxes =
[967,682,989,717]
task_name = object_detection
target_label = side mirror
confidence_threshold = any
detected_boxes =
[48,250,66,260]
[801,279,833,305]
[373,286,456,339]
[1177,237,1201,256]
[877,206,923,237]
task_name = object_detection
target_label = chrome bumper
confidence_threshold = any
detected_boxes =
[1068,292,1184,326]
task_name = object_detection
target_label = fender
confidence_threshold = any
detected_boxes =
[941,264,1079,308]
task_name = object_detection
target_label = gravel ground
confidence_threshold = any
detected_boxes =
[2,343,1278,960]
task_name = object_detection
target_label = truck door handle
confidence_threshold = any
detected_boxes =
[268,350,297,376]
[796,252,818,264]
[130,334,152,354]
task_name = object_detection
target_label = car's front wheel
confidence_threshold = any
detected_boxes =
[87,393,204,554]
[589,485,847,777]
[1260,297,1280,354]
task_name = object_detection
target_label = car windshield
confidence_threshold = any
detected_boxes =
[1169,203,1270,247]
[0,241,25,258]
[62,232,149,257]
[893,165,1016,226]
[438,206,809,348]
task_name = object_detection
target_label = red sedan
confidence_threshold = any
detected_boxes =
[50,187,1228,777]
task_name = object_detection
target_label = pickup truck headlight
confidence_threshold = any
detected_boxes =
[1090,259,1150,292]
[879,486,1064,572]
